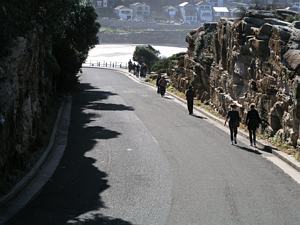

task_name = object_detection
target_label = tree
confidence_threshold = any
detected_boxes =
[133,45,160,70]
[53,2,100,89]
[0,0,100,89]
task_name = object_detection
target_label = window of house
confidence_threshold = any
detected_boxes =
[103,0,107,7]
[97,1,102,8]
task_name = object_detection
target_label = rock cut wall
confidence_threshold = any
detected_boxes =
[169,9,300,148]
[0,31,58,174]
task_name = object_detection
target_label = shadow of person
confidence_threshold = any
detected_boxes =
[68,215,134,225]
[191,114,207,119]
[234,145,262,155]
[8,83,135,225]
[257,145,273,153]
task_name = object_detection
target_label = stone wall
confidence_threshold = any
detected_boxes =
[169,9,300,149]
[0,31,57,174]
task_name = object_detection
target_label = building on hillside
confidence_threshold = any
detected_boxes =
[213,6,230,21]
[178,2,198,24]
[217,0,224,6]
[195,1,213,22]
[163,6,179,20]
[90,0,116,8]
[253,0,288,9]
[129,2,151,22]
[114,5,133,20]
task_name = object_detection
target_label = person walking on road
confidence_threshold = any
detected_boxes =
[185,85,195,115]
[128,59,133,72]
[246,103,262,147]
[158,76,167,97]
[156,74,161,94]
[224,103,241,145]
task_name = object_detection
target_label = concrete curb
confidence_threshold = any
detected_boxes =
[82,66,300,173]
[0,97,68,207]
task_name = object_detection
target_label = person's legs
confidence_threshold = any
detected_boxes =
[160,87,165,96]
[253,129,257,146]
[249,129,253,145]
[234,126,238,144]
[229,126,234,144]
[187,100,193,114]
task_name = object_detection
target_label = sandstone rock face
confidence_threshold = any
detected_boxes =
[169,10,300,150]
[0,32,57,174]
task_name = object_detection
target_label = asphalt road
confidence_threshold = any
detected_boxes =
[8,68,300,225]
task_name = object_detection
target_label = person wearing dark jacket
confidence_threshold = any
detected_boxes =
[185,85,195,115]
[158,76,167,97]
[156,74,161,94]
[246,103,262,147]
[224,103,241,144]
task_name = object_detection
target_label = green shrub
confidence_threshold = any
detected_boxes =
[133,45,160,70]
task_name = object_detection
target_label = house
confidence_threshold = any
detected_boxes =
[163,6,179,20]
[195,1,213,22]
[115,5,133,20]
[178,2,198,24]
[90,0,116,8]
[129,2,151,21]
[213,6,230,21]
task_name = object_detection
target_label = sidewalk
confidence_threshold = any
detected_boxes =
[109,67,300,173]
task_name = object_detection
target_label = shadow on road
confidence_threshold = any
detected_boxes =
[191,114,207,119]
[8,83,134,225]
[257,145,273,153]
[233,145,262,155]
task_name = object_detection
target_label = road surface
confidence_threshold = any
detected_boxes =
[8,68,300,225]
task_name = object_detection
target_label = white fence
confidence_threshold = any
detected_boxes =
[82,60,128,69]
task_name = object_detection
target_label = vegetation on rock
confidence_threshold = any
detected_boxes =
[0,0,100,89]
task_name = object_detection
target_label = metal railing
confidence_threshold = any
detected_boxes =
[82,60,128,69]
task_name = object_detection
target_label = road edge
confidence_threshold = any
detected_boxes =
[0,96,71,207]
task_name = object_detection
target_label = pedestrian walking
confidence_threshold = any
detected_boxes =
[158,76,167,97]
[140,63,147,77]
[128,59,133,72]
[156,74,161,94]
[224,103,241,145]
[136,64,140,77]
[246,103,262,147]
[185,85,195,115]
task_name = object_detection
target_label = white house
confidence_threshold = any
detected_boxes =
[129,2,151,21]
[178,2,198,24]
[93,0,108,8]
[213,6,230,21]
[115,5,133,20]
[163,6,178,20]
[195,1,213,22]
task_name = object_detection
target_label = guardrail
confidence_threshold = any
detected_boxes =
[82,60,128,69]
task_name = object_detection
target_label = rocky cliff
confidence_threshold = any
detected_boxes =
[169,10,300,150]
[0,31,58,178]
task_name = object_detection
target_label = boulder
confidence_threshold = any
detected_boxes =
[257,23,273,40]
[244,17,265,27]
[283,50,300,71]
[293,21,300,29]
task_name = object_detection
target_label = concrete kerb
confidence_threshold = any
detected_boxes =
[0,96,70,207]
[88,66,300,173]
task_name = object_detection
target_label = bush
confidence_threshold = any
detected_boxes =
[133,45,160,70]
